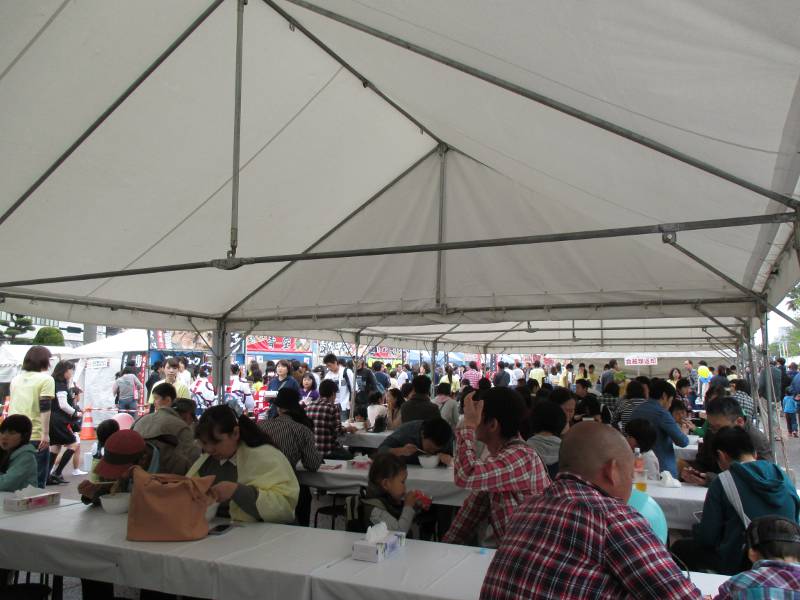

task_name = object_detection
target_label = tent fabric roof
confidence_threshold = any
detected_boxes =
[2,1,799,335]
[70,329,149,358]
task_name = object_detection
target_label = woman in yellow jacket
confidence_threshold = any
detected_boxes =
[187,405,298,523]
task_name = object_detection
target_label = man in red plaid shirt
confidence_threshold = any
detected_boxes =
[443,387,550,546]
[462,361,483,389]
[480,422,702,600]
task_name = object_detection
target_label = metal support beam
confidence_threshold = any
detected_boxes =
[223,295,755,325]
[228,0,246,258]
[665,234,800,328]
[431,338,438,396]
[744,322,759,416]
[0,0,225,229]
[2,213,792,289]
[760,313,777,459]
[360,322,745,337]
[694,306,744,342]
[435,144,448,307]
[222,147,438,318]
[262,0,441,143]
[280,0,799,211]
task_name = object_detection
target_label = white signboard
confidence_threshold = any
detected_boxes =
[624,355,658,367]
[86,358,111,370]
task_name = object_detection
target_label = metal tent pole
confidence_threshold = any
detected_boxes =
[228,0,246,258]
[432,339,438,396]
[212,321,227,402]
[435,144,447,308]
[760,315,777,459]
[1,213,793,289]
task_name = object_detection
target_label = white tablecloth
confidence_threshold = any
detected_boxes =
[674,443,699,461]
[298,460,470,507]
[0,502,355,600]
[312,539,495,600]
[341,431,391,449]
[645,482,707,530]
[690,571,729,596]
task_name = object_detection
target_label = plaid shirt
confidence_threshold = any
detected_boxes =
[443,428,550,545]
[732,390,756,422]
[259,414,323,471]
[599,393,622,418]
[480,473,702,600]
[306,398,343,456]
[463,369,482,388]
[714,560,800,599]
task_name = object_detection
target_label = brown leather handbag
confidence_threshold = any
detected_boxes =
[127,466,215,541]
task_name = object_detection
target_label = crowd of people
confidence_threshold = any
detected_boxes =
[2,346,799,598]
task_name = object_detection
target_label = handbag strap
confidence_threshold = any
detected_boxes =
[719,470,751,529]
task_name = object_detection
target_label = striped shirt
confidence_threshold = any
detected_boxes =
[616,397,647,433]
[259,414,322,471]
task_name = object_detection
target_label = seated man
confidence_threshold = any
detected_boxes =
[671,427,800,574]
[480,422,702,600]
[682,396,773,486]
[444,388,550,547]
[400,375,442,423]
[132,382,200,475]
[713,515,800,599]
[376,417,453,465]
[629,379,688,477]
[306,379,356,460]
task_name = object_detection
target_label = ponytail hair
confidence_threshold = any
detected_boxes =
[196,405,273,448]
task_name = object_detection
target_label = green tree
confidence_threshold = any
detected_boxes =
[787,283,800,313]
[32,327,64,346]
[0,314,36,344]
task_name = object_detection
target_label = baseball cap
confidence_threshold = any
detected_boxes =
[95,429,145,480]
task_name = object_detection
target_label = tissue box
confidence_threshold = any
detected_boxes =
[352,531,406,562]
[3,490,60,512]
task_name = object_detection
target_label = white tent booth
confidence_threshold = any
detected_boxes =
[2,0,800,431]
[69,330,150,421]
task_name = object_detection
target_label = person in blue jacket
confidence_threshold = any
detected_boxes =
[671,426,800,575]
[0,414,38,492]
[629,378,689,477]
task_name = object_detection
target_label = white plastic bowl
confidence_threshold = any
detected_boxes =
[205,502,220,521]
[418,454,440,469]
[100,492,131,515]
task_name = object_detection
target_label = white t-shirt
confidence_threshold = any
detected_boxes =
[229,376,253,411]
[324,367,354,411]
[512,368,525,385]
[367,404,388,426]
[396,370,409,387]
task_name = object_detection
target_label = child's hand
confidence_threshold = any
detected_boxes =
[437,453,453,466]
[399,443,419,456]
[404,491,419,507]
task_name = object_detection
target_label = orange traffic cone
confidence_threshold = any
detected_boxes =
[80,407,96,441]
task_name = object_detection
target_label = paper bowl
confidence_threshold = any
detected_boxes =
[100,492,130,515]
[687,435,699,445]
[418,454,440,469]
[205,502,220,521]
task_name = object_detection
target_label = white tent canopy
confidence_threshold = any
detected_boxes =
[70,329,149,359]
[2,1,799,337]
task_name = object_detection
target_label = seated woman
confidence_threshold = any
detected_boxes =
[187,405,298,523]
[0,415,37,492]
[671,426,800,575]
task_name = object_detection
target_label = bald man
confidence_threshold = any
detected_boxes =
[480,423,701,600]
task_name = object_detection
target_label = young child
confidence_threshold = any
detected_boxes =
[782,393,798,438]
[713,515,800,598]
[669,400,697,435]
[0,414,37,492]
[361,453,429,534]
[624,418,661,480]
[88,418,121,483]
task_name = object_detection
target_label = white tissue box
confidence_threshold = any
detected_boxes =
[3,490,60,512]
[352,531,406,562]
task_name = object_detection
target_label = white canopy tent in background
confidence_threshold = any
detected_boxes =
[0,345,76,384]
[1,1,799,382]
